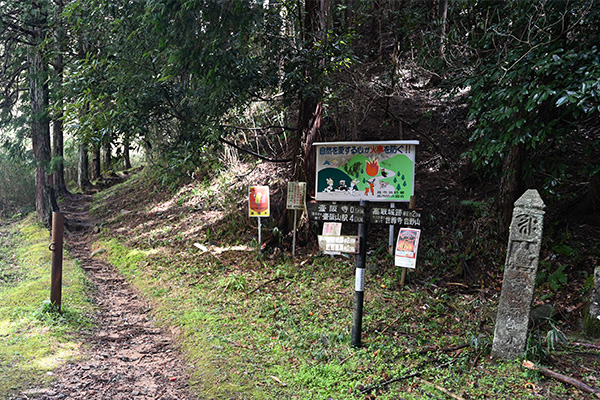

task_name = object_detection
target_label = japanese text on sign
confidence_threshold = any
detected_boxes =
[287,182,306,210]
[314,140,419,203]
[369,208,421,226]
[318,235,360,254]
[318,144,414,156]
[395,228,421,269]
[307,203,365,223]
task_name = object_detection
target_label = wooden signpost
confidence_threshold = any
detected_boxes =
[286,182,306,258]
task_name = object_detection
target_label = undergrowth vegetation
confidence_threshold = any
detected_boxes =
[0,149,35,217]
[89,167,600,399]
[0,215,93,396]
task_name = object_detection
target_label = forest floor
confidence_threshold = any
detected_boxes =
[7,75,600,399]
[8,160,595,399]
[14,189,196,400]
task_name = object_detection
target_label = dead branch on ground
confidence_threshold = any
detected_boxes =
[359,358,458,394]
[522,360,600,398]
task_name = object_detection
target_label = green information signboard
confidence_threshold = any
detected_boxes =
[313,141,419,202]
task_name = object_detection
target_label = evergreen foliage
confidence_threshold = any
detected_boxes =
[442,0,600,191]
[0,0,598,223]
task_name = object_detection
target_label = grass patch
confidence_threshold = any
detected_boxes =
[91,169,600,399]
[97,236,569,399]
[0,215,94,395]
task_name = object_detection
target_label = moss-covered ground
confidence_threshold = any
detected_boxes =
[88,168,600,399]
[0,215,94,396]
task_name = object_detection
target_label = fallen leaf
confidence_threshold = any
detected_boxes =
[525,382,536,390]
[270,375,287,386]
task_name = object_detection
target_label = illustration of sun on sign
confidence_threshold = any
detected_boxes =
[313,141,419,202]
[249,186,270,217]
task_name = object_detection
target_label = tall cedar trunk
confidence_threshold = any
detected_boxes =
[371,0,382,62]
[345,0,354,27]
[123,137,132,170]
[438,0,448,57]
[51,70,68,196]
[102,142,112,173]
[52,0,69,196]
[91,145,101,180]
[293,0,328,198]
[499,143,525,232]
[29,26,54,226]
[52,113,68,194]
[572,172,600,217]
[77,142,90,188]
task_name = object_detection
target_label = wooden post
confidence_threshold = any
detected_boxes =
[50,212,64,311]
[399,196,416,287]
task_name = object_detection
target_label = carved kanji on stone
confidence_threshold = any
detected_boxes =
[492,190,545,359]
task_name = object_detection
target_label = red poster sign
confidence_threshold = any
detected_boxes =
[395,228,421,269]
[249,186,270,217]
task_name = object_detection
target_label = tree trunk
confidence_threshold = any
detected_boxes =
[91,145,101,181]
[572,172,600,218]
[52,115,68,195]
[499,143,525,233]
[293,0,328,198]
[52,0,69,197]
[438,0,448,57]
[102,142,112,173]
[123,137,132,170]
[345,0,354,28]
[29,22,54,226]
[77,142,90,188]
[371,0,382,62]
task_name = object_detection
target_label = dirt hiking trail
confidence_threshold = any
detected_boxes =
[18,192,197,400]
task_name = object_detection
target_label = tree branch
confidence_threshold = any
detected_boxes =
[220,124,296,132]
[218,136,292,163]
[523,360,600,398]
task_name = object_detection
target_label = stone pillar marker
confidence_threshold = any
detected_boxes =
[492,189,545,359]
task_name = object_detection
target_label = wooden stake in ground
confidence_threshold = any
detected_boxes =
[50,212,64,311]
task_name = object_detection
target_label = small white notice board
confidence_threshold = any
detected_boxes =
[286,182,306,210]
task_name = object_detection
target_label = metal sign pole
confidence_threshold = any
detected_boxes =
[388,202,395,255]
[258,216,262,249]
[292,209,298,258]
[351,200,368,347]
